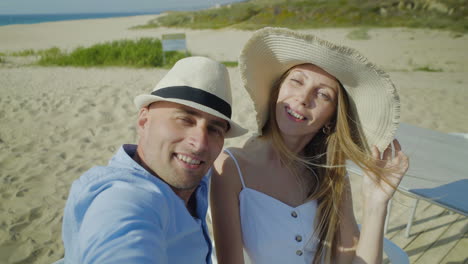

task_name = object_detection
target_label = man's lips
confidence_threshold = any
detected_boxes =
[174,153,204,169]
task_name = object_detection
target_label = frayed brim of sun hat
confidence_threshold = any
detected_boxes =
[134,56,247,138]
[239,27,400,152]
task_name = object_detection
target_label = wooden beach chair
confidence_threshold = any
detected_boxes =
[347,122,468,238]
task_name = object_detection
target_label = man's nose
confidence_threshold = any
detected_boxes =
[188,126,210,153]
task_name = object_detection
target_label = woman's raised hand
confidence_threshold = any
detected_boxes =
[363,139,410,205]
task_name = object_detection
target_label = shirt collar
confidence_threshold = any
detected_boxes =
[109,144,211,217]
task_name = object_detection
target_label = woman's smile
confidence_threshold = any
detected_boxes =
[285,106,307,122]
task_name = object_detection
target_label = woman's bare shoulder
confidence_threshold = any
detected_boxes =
[229,137,267,162]
[211,151,243,195]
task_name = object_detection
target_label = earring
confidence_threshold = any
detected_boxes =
[322,123,332,135]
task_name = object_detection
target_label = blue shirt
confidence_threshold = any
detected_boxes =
[62,144,212,264]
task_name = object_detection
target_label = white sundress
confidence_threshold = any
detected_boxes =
[224,149,320,264]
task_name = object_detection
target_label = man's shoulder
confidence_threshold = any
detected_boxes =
[80,165,138,184]
[70,165,174,207]
[65,165,177,227]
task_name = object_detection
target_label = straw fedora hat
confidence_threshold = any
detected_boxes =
[239,27,400,151]
[135,56,247,138]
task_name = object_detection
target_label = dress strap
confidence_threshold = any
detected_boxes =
[223,149,246,189]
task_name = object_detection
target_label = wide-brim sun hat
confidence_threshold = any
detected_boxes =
[239,27,400,151]
[135,56,247,138]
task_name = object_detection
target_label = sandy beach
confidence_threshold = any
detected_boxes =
[1,14,467,263]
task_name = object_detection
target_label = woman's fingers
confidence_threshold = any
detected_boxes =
[392,139,409,167]
[371,145,380,160]
[398,151,410,172]
[382,143,393,161]
[393,139,402,153]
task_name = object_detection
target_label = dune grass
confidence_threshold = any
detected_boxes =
[134,0,467,33]
[11,49,37,57]
[36,38,189,68]
[414,66,443,72]
[8,39,234,68]
[346,28,371,40]
[221,61,238,67]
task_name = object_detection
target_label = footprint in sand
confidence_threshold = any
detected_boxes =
[1,191,12,199]
[100,125,111,133]
[16,188,29,197]
[28,207,43,222]
[40,101,51,114]
[99,111,115,124]
[2,175,19,184]
[58,152,67,160]
[108,146,116,153]
[9,243,44,264]
[19,99,27,108]
[9,221,30,234]
[80,137,91,144]
[77,102,93,114]
[74,165,88,174]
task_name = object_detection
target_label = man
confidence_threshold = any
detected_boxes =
[61,56,246,263]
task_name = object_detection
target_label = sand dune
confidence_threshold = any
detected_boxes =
[0,15,467,264]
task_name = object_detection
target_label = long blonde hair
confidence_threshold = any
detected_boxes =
[261,65,386,263]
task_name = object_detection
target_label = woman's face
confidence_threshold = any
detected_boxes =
[275,64,339,139]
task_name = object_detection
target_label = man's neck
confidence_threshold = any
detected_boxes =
[132,148,198,215]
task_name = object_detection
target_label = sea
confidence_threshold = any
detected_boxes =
[0,12,165,26]
[0,0,247,26]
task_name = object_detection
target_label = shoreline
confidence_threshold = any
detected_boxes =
[0,12,162,27]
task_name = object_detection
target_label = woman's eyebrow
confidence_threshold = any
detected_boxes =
[290,70,307,78]
[319,83,338,91]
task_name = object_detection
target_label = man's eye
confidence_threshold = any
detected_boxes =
[209,126,225,137]
[177,117,193,124]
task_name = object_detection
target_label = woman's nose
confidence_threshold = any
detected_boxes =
[297,87,315,108]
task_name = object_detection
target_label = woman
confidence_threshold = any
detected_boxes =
[210,28,409,264]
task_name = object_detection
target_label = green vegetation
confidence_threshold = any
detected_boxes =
[36,38,189,68]
[135,0,468,32]
[414,66,443,72]
[346,28,371,40]
[11,49,37,56]
[221,61,238,67]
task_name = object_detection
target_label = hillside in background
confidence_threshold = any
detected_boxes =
[135,0,467,32]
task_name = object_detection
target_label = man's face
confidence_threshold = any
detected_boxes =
[137,101,228,192]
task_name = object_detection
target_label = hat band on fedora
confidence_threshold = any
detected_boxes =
[151,86,232,118]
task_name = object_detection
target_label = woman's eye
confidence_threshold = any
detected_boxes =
[318,92,331,101]
[290,78,302,84]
